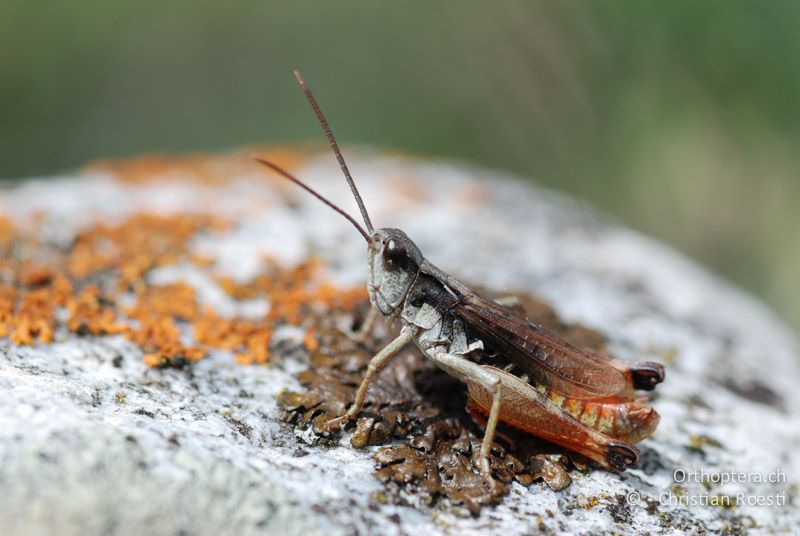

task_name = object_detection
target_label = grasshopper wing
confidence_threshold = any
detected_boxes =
[418,259,626,399]
[454,293,626,399]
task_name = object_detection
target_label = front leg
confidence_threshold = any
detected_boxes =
[323,325,414,432]
[350,306,380,343]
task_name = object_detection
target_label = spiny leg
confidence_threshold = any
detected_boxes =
[323,326,414,432]
[466,365,640,471]
[427,349,502,480]
[482,384,502,475]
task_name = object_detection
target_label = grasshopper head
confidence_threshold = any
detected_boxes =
[367,228,423,315]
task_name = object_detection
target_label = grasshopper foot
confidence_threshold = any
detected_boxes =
[606,441,640,471]
[482,473,501,496]
[479,463,501,495]
[479,453,508,497]
[319,414,350,434]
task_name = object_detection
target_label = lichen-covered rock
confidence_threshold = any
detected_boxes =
[1,150,798,535]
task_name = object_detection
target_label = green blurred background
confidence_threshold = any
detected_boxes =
[1,1,798,329]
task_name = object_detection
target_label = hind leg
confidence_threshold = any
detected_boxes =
[463,365,640,472]
[427,349,503,480]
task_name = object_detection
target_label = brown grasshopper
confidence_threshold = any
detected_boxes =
[257,70,663,485]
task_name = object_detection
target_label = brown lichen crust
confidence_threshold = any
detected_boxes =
[279,293,615,514]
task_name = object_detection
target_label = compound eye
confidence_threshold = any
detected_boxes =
[384,239,406,269]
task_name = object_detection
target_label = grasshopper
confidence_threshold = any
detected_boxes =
[257,71,663,485]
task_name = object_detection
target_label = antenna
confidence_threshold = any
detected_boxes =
[293,69,374,232]
[254,158,370,242]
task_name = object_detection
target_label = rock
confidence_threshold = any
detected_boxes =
[1,149,798,535]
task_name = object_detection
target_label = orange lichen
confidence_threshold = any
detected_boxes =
[8,288,57,345]
[50,275,75,307]
[303,328,319,352]
[457,184,490,211]
[84,147,308,186]
[187,253,215,268]
[68,213,231,287]
[194,310,245,350]
[216,259,363,328]
[316,283,369,311]
[0,216,15,249]
[126,283,198,321]
[66,285,127,337]
[0,290,15,339]
[1,180,366,367]
[19,263,53,287]
[388,175,429,206]
[234,330,273,366]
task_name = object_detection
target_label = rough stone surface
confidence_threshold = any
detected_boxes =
[1,150,799,535]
